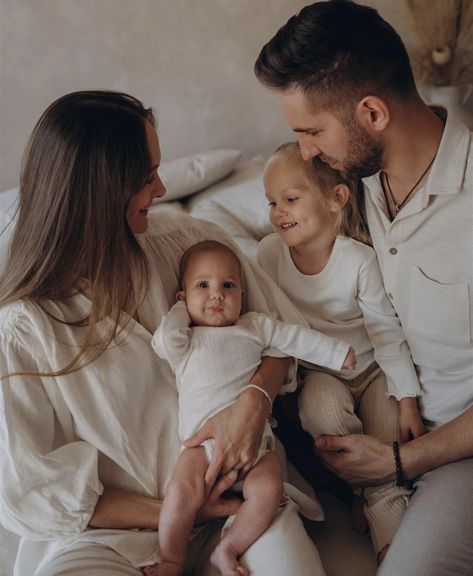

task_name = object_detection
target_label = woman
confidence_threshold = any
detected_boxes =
[0,91,324,575]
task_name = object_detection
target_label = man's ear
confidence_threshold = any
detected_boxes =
[333,184,350,210]
[355,95,390,133]
[176,290,186,302]
[328,184,349,213]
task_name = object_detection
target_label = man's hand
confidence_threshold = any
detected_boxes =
[314,434,395,487]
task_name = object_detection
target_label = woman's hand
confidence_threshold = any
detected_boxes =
[195,470,242,524]
[184,387,269,487]
[314,434,395,487]
[399,397,426,443]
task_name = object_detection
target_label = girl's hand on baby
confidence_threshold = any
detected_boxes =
[342,346,356,370]
[399,397,426,443]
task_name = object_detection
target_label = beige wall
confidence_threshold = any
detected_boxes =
[0,0,412,191]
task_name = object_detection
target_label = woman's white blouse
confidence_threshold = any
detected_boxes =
[0,211,308,571]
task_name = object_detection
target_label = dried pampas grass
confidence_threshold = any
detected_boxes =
[406,0,473,85]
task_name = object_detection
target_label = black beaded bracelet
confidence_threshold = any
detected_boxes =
[392,441,404,486]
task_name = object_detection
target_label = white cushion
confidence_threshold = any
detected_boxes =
[157,149,242,203]
[0,188,18,273]
[187,156,273,260]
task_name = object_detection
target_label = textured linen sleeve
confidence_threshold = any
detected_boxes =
[248,313,350,371]
[0,337,103,539]
[357,251,422,399]
[151,301,192,368]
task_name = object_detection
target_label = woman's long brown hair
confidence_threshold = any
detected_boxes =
[0,91,155,377]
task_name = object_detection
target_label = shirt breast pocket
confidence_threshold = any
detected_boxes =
[407,266,471,345]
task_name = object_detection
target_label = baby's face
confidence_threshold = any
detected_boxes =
[180,250,243,327]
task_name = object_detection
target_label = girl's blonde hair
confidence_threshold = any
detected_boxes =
[0,90,156,377]
[271,142,372,246]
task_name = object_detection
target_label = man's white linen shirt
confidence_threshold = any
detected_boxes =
[257,234,420,400]
[363,114,473,426]
[152,301,350,442]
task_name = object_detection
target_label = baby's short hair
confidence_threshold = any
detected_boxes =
[179,240,242,288]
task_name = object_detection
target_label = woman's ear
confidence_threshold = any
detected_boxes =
[331,184,350,211]
[176,290,186,302]
[355,95,390,133]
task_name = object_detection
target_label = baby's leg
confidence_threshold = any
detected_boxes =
[358,372,412,560]
[211,451,283,576]
[158,447,208,576]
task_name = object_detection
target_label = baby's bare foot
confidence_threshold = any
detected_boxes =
[377,545,390,565]
[350,494,369,534]
[210,542,249,576]
[144,561,182,576]
[143,564,159,576]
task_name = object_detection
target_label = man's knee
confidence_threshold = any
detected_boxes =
[298,383,358,437]
[380,459,473,576]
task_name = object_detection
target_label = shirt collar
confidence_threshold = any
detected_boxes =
[364,109,471,201]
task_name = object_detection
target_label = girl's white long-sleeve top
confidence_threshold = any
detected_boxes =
[152,301,349,442]
[258,234,421,400]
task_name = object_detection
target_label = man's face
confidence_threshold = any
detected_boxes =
[278,88,383,179]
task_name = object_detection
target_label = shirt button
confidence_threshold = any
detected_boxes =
[389,247,398,255]
[388,293,393,299]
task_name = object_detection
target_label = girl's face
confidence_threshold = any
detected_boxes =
[264,155,336,248]
[126,122,166,234]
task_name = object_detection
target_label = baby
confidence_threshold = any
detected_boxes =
[150,239,355,576]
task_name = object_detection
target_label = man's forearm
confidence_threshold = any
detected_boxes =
[89,488,161,529]
[401,405,473,479]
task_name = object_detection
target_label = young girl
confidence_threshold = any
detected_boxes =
[258,142,425,561]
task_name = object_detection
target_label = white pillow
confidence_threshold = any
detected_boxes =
[156,149,242,203]
[0,188,19,273]
[187,156,273,261]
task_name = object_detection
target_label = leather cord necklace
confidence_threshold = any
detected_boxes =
[381,154,436,219]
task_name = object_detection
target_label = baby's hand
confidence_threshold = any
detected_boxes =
[342,347,356,370]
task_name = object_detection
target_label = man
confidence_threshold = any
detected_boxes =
[254,2,473,575]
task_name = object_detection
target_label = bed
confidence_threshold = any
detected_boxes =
[0,152,377,576]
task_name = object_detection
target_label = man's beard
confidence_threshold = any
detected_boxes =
[340,119,384,180]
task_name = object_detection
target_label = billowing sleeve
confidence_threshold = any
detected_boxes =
[151,301,192,369]
[0,336,103,539]
[357,251,422,399]
[248,312,350,371]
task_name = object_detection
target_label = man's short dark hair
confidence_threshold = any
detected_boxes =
[254,0,417,111]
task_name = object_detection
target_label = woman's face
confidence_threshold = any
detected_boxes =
[126,122,166,234]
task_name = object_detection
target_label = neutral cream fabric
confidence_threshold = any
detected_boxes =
[0,211,320,575]
[298,368,410,554]
[156,149,242,202]
[33,500,326,576]
[258,234,420,399]
[378,459,473,576]
[363,115,473,426]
